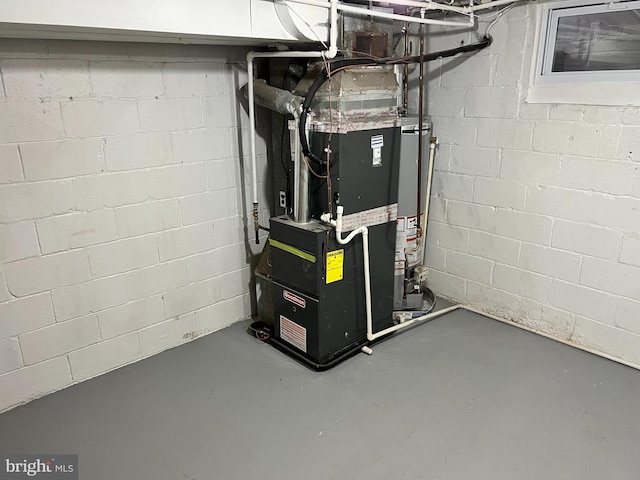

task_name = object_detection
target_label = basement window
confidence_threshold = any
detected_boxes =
[528,0,640,105]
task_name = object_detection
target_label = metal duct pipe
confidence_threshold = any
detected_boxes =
[245,79,303,115]
[294,116,309,223]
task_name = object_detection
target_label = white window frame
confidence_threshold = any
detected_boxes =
[527,0,640,106]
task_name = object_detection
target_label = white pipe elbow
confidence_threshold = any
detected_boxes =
[320,212,335,226]
[335,206,366,245]
[335,205,344,234]
[325,45,338,59]
[331,204,374,346]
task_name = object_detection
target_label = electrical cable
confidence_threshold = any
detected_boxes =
[484,3,515,35]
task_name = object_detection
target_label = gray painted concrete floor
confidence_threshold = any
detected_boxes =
[1,309,640,480]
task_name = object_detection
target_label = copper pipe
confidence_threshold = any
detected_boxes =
[417,20,425,240]
[402,18,409,114]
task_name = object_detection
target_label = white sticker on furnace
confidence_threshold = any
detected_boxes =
[371,134,384,167]
[280,315,307,353]
[340,203,398,232]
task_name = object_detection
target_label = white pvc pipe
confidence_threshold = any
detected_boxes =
[363,0,520,14]
[333,206,374,341]
[338,2,473,27]
[246,0,338,237]
[247,56,258,213]
[331,205,463,349]
[373,304,462,339]
[287,0,473,27]
[369,0,467,14]
[329,0,338,56]
[420,139,436,265]
[291,0,525,23]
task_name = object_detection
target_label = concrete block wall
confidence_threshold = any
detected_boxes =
[0,40,269,412]
[420,4,640,366]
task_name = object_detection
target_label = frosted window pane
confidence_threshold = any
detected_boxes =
[552,9,640,72]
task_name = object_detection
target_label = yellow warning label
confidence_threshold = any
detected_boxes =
[326,249,344,284]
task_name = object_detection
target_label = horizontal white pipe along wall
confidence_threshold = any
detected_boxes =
[0,39,269,412]
[418,3,640,366]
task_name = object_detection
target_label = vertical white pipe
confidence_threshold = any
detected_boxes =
[362,228,373,343]
[334,206,374,342]
[421,139,436,264]
[247,55,257,205]
[247,54,260,243]
[329,0,338,57]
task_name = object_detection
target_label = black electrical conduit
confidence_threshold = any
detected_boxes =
[299,34,493,165]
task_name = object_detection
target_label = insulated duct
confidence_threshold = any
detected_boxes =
[298,34,493,165]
